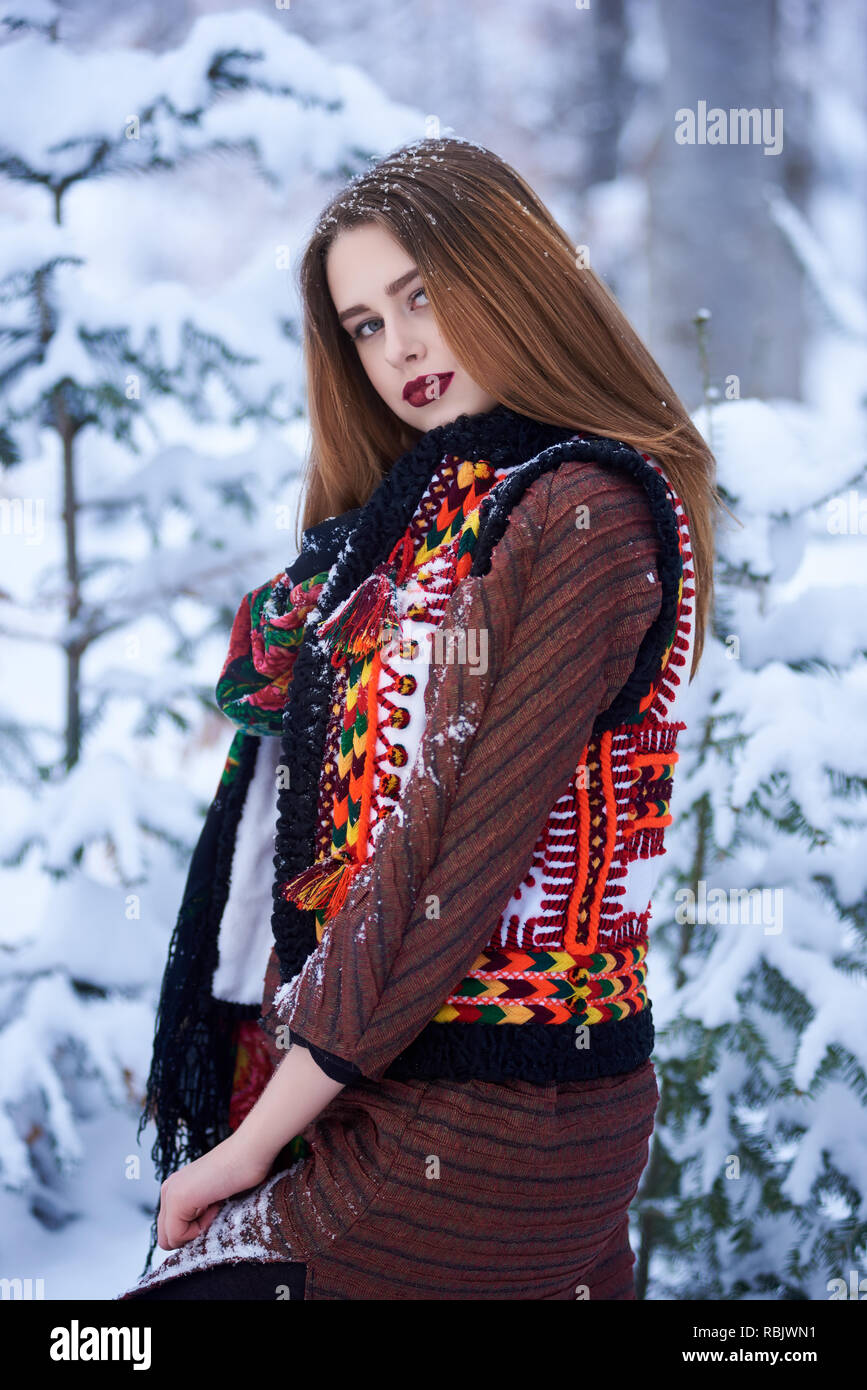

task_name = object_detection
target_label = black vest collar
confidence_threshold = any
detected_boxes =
[309,404,576,614]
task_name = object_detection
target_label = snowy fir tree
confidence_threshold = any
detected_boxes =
[634,366,867,1298]
[0,5,419,1293]
[625,1,867,1302]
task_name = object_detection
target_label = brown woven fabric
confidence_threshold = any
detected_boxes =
[270,1060,660,1299]
[119,460,664,1302]
[121,1061,658,1301]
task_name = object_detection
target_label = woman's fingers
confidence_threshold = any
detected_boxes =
[158,1195,222,1250]
[193,1202,222,1237]
[155,1156,234,1251]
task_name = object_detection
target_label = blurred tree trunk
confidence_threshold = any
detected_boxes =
[585,0,632,186]
[646,0,813,407]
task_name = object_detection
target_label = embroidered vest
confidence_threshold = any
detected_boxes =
[278,439,694,1080]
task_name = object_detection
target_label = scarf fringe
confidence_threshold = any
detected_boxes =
[134,731,261,1277]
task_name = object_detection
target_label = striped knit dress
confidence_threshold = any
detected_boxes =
[119,411,667,1301]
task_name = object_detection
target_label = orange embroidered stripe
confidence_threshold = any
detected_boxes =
[331,798,349,835]
[627,751,680,768]
[624,812,672,835]
[590,941,647,978]
[336,665,362,788]
[447,980,567,1004]
[414,470,483,567]
[333,654,374,855]
[433,497,462,541]
[424,459,477,552]
[587,962,647,1000]
[454,531,477,581]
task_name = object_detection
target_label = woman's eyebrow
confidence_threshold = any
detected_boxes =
[338,267,420,323]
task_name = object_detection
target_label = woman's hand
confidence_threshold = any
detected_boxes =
[157,1134,274,1251]
[155,1044,348,1251]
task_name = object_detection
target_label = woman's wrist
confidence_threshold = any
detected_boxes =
[226,1040,347,1168]
[220,1123,277,1179]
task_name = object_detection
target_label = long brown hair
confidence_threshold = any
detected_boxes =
[296,136,727,678]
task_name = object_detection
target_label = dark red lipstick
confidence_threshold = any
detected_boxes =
[402,371,454,407]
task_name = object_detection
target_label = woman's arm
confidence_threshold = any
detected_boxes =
[156,1042,345,1250]
[228,1040,346,1169]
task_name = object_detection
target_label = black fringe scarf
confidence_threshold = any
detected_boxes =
[136,402,682,1275]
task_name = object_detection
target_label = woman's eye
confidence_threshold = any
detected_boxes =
[351,285,428,340]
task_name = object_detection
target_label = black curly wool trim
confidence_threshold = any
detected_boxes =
[270,404,576,984]
[382,1006,655,1082]
[286,507,364,587]
[136,731,261,1275]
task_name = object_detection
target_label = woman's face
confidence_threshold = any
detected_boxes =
[326,221,498,432]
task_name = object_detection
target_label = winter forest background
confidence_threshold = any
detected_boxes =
[1,0,866,1303]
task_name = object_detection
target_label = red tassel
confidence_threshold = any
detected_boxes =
[315,533,415,663]
[316,567,397,661]
[281,850,362,918]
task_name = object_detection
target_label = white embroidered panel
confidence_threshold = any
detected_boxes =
[368,458,529,851]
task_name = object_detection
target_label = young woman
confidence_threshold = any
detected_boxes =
[119,135,722,1302]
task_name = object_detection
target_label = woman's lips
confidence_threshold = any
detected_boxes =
[402,371,454,407]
